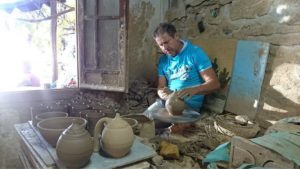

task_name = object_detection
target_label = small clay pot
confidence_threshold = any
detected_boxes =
[165,92,185,116]
[86,111,106,136]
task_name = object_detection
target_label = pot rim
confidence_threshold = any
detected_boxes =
[37,117,87,131]
[35,111,69,121]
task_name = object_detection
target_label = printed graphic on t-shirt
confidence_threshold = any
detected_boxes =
[168,65,192,81]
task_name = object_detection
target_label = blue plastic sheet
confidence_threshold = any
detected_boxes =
[203,132,300,167]
[202,142,230,164]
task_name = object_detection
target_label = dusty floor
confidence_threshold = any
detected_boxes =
[138,112,261,169]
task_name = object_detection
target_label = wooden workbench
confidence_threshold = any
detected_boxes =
[14,122,156,169]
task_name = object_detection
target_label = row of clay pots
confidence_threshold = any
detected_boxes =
[35,111,136,168]
[35,111,138,146]
[57,113,135,168]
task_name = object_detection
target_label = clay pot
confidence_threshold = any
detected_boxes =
[93,113,134,158]
[37,117,87,147]
[70,104,90,117]
[165,91,185,116]
[139,120,155,139]
[85,111,106,136]
[105,114,138,130]
[34,111,68,127]
[56,121,93,168]
[122,118,138,130]
[122,114,155,138]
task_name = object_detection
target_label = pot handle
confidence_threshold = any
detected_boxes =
[93,117,111,152]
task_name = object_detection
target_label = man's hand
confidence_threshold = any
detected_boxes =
[177,86,198,99]
[157,87,172,100]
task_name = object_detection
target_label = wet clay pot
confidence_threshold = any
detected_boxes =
[86,111,106,136]
[93,113,134,158]
[34,111,68,127]
[122,114,155,139]
[165,91,185,116]
[37,117,87,147]
[56,121,93,168]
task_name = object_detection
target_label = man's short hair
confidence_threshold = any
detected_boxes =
[153,23,177,38]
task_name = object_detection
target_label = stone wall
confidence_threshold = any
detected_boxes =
[150,0,300,121]
[128,1,169,84]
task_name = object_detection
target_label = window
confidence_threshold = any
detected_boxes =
[0,0,128,92]
[0,0,76,91]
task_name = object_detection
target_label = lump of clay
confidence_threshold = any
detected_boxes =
[165,91,185,116]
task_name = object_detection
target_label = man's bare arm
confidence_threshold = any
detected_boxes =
[177,68,220,98]
[157,76,172,100]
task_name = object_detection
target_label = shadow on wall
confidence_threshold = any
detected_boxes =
[257,86,300,122]
[256,45,300,122]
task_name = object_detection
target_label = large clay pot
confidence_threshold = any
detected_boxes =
[34,111,68,127]
[93,113,134,158]
[37,117,87,147]
[56,121,93,168]
[165,91,185,116]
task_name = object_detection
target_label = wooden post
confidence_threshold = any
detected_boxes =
[50,0,58,83]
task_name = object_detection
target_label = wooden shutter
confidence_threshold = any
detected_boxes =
[77,0,128,92]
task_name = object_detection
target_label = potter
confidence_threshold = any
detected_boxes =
[144,23,220,133]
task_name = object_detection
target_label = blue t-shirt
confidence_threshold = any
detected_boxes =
[157,40,212,110]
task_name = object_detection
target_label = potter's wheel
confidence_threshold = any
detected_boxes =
[152,108,201,123]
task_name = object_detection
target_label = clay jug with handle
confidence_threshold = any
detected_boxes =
[93,113,134,158]
[56,120,93,168]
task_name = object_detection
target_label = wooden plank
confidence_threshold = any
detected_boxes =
[191,38,237,113]
[18,131,49,169]
[18,151,32,169]
[225,40,270,119]
[15,123,56,168]
[84,138,157,169]
[190,38,237,74]
[120,161,150,169]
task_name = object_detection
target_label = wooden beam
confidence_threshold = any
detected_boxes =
[50,0,58,83]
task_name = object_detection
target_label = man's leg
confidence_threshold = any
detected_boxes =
[143,99,172,130]
[168,106,200,134]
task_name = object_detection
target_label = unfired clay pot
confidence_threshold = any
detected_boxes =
[122,118,138,131]
[122,114,155,138]
[34,111,68,126]
[37,117,87,147]
[56,121,93,168]
[86,111,106,136]
[93,113,134,158]
[165,91,185,116]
